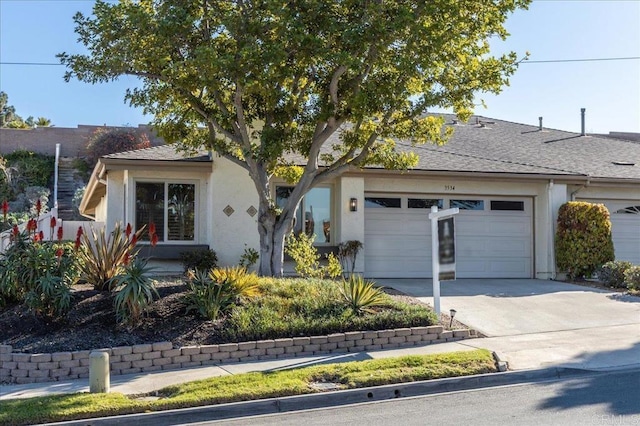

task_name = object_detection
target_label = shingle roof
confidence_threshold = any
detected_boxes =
[366,114,640,180]
[102,115,640,181]
[103,144,211,162]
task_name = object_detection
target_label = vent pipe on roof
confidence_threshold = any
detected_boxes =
[538,117,543,131]
[580,108,586,136]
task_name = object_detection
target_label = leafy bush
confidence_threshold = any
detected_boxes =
[0,229,77,319]
[184,266,259,320]
[77,223,144,291]
[338,240,363,278]
[624,266,640,291]
[555,202,615,279]
[239,246,259,269]
[113,258,158,325]
[86,128,151,166]
[597,260,633,288]
[1,151,54,198]
[340,276,388,315]
[285,233,342,279]
[219,278,437,343]
[180,248,218,273]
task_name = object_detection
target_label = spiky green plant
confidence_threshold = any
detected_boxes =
[113,257,158,325]
[185,266,259,320]
[77,223,144,291]
[340,276,388,315]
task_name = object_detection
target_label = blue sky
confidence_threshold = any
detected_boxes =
[1,0,638,134]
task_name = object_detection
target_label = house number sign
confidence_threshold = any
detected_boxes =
[444,185,456,191]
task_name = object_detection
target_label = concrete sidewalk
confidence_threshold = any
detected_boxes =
[2,333,638,401]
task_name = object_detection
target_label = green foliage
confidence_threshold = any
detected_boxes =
[238,246,259,269]
[59,0,530,276]
[340,275,388,315]
[0,151,54,203]
[624,266,640,291]
[555,202,615,279]
[0,230,77,320]
[184,266,259,320]
[85,128,151,166]
[77,223,143,291]
[179,248,218,273]
[285,233,342,279]
[598,260,633,288]
[113,258,158,325]
[338,240,363,278]
[220,278,436,342]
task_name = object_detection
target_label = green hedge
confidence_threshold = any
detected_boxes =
[555,201,614,279]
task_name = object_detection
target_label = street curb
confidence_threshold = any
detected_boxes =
[42,366,594,426]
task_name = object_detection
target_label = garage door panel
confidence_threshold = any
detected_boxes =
[364,195,533,279]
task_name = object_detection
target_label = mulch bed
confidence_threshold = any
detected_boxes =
[1,278,465,354]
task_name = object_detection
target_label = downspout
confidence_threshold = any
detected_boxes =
[53,144,60,209]
[548,180,557,280]
[570,176,591,201]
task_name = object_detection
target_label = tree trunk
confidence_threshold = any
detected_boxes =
[256,202,295,277]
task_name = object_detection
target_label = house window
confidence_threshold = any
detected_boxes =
[135,182,196,242]
[450,199,484,210]
[276,186,332,244]
[365,197,401,208]
[490,200,525,211]
[408,198,443,209]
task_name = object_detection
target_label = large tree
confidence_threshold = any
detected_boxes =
[59,0,530,276]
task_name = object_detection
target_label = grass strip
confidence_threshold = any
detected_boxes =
[0,349,496,426]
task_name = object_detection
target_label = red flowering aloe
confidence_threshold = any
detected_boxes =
[1,199,8,222]
[57,226,64,241]
[148,222,156,236]
[35,199,42,216]
[150,232,158,247]
[125,223,132,237]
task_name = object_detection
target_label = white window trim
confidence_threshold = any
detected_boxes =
[132,179,200,245]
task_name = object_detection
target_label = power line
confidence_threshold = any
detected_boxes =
[2,56,640,67]
[523,56,640,64]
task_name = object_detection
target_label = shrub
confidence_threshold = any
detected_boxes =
[113,258,158,325]
[180,248,218,273]
[338,240,363,278]
[285,233,342,279]
[0,229,77,319]
[77,223,144,291]
[86,128,151,166]
[239,246,259,269]
[184,266,259,320]
[2,151,54,196]
[624,266,640,291]
[597,260,633,288]
[340,276,388,315]
[555,202,615,279]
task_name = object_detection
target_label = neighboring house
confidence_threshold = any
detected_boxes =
[79,114,640,278]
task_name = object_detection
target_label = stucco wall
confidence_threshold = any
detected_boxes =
[0,125,164,157]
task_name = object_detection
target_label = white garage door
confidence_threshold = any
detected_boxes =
[364,195,533,278]
[578,199,640,264]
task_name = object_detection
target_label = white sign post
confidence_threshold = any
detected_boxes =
[429,206,459,316]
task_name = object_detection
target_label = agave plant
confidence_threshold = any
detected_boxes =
[113,257,158,325]
[185,266,260,320]
[76,222,144,291]
[340,276,388,315]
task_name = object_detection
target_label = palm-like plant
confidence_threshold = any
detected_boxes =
[77,223,144,291]
[340,276,388,315]
[113,257,158,325]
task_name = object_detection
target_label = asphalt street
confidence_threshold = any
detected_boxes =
[188,369,640,426]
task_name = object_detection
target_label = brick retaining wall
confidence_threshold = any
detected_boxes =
[0,326,475,384]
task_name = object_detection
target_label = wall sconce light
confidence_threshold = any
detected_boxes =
[349,197,358,212]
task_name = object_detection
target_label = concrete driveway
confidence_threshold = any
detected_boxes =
[374,278,640,370]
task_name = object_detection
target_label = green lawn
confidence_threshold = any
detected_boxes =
[1,349,496,426]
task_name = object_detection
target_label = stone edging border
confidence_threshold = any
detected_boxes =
[0,325,476,385]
